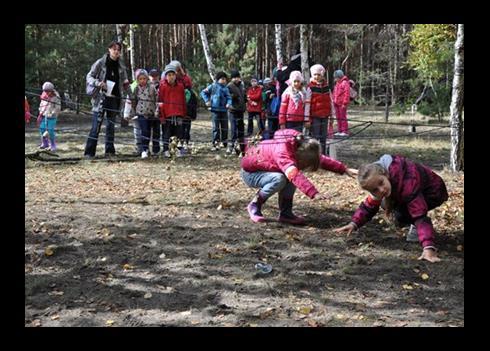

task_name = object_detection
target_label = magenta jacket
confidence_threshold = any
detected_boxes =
[241,129,347,198]
[351,155,448,248]
[333,76,350,107]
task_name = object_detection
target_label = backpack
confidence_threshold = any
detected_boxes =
[186,89,198,120]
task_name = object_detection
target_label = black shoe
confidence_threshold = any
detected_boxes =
[84,154,95,160]
[104,152,116,158]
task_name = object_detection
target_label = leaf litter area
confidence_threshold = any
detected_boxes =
[25,110,463,327]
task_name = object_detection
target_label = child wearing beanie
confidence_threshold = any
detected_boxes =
[37,82,61,151]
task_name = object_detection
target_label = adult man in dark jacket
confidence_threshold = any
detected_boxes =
[84,41,129,158]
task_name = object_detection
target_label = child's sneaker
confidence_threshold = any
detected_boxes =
[406,224,419,242]
[163,151,171,158]
[177,149,185,157]
[141,151,148,159]
[226,146,233,154]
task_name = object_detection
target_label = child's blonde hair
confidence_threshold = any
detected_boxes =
[358,162,395,218]
[358,163,388,188]
[295,137,321,171]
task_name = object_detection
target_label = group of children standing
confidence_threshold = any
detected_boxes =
[200,64,354,157]
[123,60,195,158]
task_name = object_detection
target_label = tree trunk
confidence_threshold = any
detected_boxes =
[450,24,464,172]
[198,24,216,81]
[265,24,269,76]
[255,24,259,77]
[116,24,125,60]
[275,24,284,66]
[300,24,310,82]
[359,26,364,105]
[392,25,397,105]
[129,24,136,79]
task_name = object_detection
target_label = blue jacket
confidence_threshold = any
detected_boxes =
[200,82,232,112]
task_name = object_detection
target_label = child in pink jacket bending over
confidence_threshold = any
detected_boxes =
[240,128,357,224]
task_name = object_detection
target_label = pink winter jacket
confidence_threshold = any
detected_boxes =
[278,86,311,126]
[333,76,350,107]
[241,129,347,198]
[351,155,448,249]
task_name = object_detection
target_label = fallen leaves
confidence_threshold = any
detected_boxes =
[298,306,313,315]
[44,247,55,256]
[307,319,319,327]
[421,273,430,280]
[143,292,152,299]
[122,263,134,270]
[402,284,414,290]
[105,320,115,326]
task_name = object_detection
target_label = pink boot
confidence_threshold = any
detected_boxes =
[39,136,49,149]
[247,192,267,223]
[49,139,57,152]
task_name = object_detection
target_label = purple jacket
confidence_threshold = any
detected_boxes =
[352,155,448,248]
[241,129,347,198]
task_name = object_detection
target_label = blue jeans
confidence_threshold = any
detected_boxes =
[212,111,228,146]
[311,118,328,155]
[228,111,245,150]
[138,116,160,153]
[240,169,296,200]
[84,97,118,156]
[39,116,57,141]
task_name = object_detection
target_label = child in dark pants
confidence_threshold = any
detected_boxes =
[126,69,159,158]
[200,71,232,151]
[159,64,187,158]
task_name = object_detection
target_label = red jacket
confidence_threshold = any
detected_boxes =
[279,86,311,125]
[241,129,347,198]
[308,80,332,119]
[177,74,193,89]
[158,79,186,121]
[333,76,350,106]
[351,155,448,248]
[246,86,263,113]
